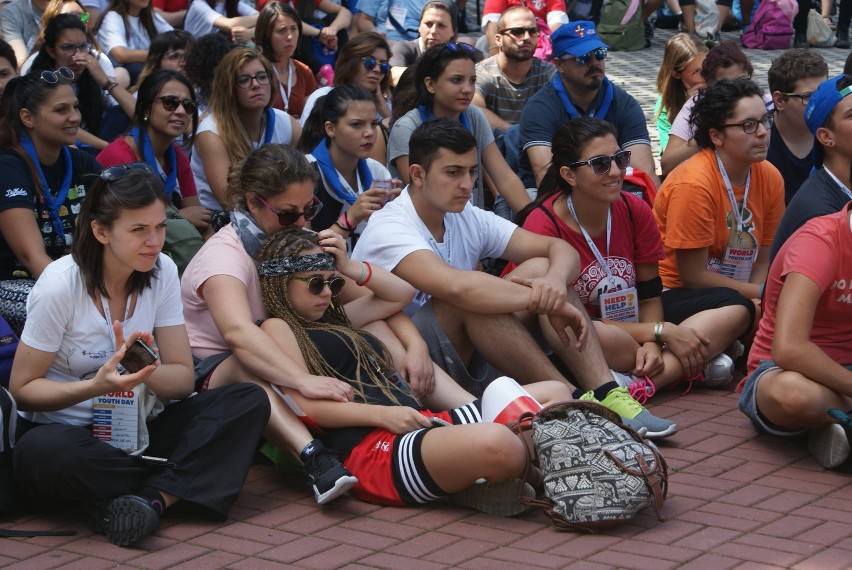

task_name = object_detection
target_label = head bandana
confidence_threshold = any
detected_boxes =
[258,253,336,277]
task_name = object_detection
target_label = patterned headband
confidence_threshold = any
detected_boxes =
[258,253,336,277]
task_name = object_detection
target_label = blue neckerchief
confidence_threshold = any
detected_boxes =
[263,108,275,145]
[311,139,372,205]
[128,126,177,196]
[551,74,614,120]
[19,134,72,242]
[417,105,472,132]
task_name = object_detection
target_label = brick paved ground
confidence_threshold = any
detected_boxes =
[2,29,850,570]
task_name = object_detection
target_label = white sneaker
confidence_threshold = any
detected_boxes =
[808,424,850,469]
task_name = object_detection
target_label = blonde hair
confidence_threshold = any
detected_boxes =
[256,228,414,407]
[208,47,275,168]
[655,33,708,122]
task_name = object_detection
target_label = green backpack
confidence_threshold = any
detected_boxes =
[597,0,645,51]
[164,203,204,278]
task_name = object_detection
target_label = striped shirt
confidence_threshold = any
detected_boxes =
[475,55,555,125]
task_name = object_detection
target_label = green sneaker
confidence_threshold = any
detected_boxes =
[581,387,677,439]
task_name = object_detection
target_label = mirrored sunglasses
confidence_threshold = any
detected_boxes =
[360,56,391,74]
[560,47,608,66]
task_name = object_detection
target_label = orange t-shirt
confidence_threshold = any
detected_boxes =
[654,148,785,289]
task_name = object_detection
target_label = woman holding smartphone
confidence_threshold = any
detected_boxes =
[10,165,269,548]
[299,85,397,240]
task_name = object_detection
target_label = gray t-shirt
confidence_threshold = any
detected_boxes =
[474,55,555,125]
[0,0,43,51]
[387,105,494,209]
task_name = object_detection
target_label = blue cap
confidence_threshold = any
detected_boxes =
[551,21,608,58]
[804,74,852,136]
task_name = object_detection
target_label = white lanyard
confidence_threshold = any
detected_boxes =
[823,166,852,201]
[275,61,294,114]
[566,195,616,289]
[715,151,751,235]
[100,294,131,351]
[424,221,452,266]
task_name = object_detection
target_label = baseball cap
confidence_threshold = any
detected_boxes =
[804,74,852,136]
[551,21,608,59]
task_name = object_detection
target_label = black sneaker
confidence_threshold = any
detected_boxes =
[837,29,850,48]
[89,495,160,547]
[644,21,654,47]
[303,448,358,505]
[793,32,810,48]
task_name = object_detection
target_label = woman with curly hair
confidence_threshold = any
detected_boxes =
[254,226,571,514]
[190,47,301,211]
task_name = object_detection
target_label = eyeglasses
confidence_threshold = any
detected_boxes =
[360,56,391,75]
[780,91,814,104]
[58,41,91,55]
[236,71,271,89]
[719,112,774,134]
[163,50,186,63]
[158,95,197,114]
[79,12,90,23]
[100,162,155,181]
[254,193,323,226]
[499,26,540,39]
[289,275,346,296]
[559,47,608,67]
[38,67,75,84]
[442,41,476,55]
[568,150,631,175]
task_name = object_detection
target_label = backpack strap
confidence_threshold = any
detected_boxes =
[537,203,564,239]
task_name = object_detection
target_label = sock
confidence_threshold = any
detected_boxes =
[300,438,326,462]
[572,388,586,400]
[594,381,620,402]
[135,486,166,517]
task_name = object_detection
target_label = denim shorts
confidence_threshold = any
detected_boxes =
[738,359,807,437]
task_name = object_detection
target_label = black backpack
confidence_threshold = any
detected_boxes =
[0,386,17,514]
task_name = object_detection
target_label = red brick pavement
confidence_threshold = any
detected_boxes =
[2,388,851,569]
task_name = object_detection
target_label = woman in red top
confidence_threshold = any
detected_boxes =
[515,118,750,401]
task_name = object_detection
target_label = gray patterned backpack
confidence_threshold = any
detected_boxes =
[516,400,668,532]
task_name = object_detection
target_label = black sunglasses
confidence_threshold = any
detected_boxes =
[290,275,345,296]
[568,150,631,175]
[360,56,391,75]
[442,41,476,55]
[39,67,75,84]
[499,26,540,39]
[100,162,155,181]
[158,95,197,114]
[255,193,323,226]
[560,47,608,67]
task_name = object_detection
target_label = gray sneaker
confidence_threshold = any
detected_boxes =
[582,387,677,439]
[808,424,850,469]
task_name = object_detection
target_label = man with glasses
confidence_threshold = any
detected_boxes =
[479,0,568,55]
[354,119,678,439]
[519,21,660,190]
[771,74,852,261]
[766,49,828,206]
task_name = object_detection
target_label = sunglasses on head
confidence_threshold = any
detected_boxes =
[442,41,476,55]
[236,71,271,89]
[560,47,608,67]
[569,150,631,175]
[499,26,540,39]
[254,193,323,226]
[100,162,155,181]
[360,56,391,75]
[158,95,197,114]
[39,67,75,84]
[163,50,185,63]
[289,275,345,296]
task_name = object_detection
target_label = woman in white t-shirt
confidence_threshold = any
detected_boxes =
[94,0,173,84]
[9,165,269,547]
[183,0,258,40]
[298,85,398,242]
[191,47,301,210]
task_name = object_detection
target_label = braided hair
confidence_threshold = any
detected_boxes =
[257,228,416,407]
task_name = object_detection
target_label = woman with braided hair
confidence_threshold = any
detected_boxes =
[255,226,573,515]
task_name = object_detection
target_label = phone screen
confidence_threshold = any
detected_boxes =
[120,339,158,373]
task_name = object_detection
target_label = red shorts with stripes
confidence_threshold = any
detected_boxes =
[343,410,453,506]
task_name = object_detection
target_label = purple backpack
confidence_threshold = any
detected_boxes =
[741,0,796,49]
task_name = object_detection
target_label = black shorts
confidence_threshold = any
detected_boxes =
[661,287,756,331]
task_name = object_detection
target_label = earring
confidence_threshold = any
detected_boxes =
[143,114,149,122]
[827,141,835,146]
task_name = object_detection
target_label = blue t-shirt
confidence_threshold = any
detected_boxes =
[358,0,426,41]
[519,78,650,188]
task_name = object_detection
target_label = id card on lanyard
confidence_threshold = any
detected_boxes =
[715,152,757,282]
[566,196,638,322]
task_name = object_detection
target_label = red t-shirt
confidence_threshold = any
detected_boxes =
[271,59,318,119]
[97,136,198,200]
[516,192,664,317]
[483,0,566,20]
[153,0,188,12]
[741,204,852,387]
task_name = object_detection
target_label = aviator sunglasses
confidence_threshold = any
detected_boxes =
[254,193,323,226]
[289,275,346,296]
[360,56,391,75]
[560,47,608,67]
[499,26,540,39]
[569,150,631,175]
[158,95,197,114]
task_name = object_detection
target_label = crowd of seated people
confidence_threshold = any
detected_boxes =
[2,0,852,549]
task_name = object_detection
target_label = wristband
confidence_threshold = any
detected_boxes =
[356,261,372,286]
[356,262,367,284]
[653,321,664,344]
[104,80,118,93]
[338,211,356,230]
[333,220,353,233]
